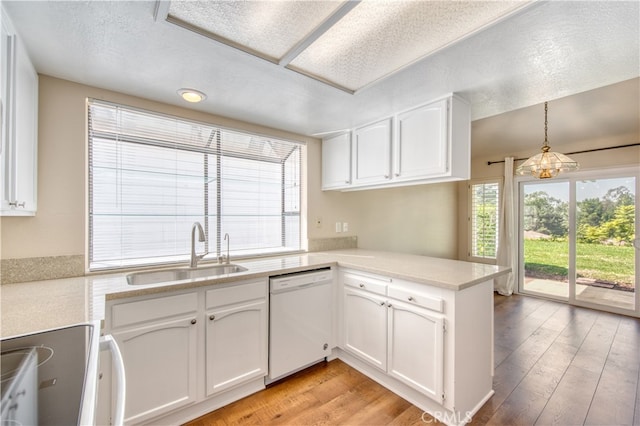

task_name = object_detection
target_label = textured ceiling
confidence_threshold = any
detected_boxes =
[165,1,344,61]
[2,0,639,157]
[472,77,640,160]
[166,1,530,92]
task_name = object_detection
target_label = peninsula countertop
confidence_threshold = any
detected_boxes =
[1,249,510,338]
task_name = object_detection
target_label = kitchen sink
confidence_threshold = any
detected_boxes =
[126,264,248,286]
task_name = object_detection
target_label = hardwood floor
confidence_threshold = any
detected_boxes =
[186,359,439,426]
[186,294,640,426]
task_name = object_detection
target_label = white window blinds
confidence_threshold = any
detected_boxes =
[470,181,500,260]
[88,99,303,271]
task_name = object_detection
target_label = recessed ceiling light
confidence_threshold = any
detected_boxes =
[177,88,207,103]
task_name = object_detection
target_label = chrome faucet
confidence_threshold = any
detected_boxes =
[223,233,230,264]
[190,222,207,268]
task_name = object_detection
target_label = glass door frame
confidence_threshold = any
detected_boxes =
[516,165,639,317]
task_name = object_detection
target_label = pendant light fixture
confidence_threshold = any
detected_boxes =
[515,102,578,179]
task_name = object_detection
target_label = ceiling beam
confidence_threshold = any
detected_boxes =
[278,0,361,67]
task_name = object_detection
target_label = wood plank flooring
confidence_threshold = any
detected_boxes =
[186,294,640,426]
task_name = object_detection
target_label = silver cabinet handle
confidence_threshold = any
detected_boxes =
[395,173,400,177]
[384,175,389,179]
[209,315,215,321]
[9,201,25,208]
[408,296,415,302]
[191,319,197,325]
[359,283,365,288]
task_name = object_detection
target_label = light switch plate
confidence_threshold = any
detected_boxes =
[343,222,349,232]
[335,222,342,233]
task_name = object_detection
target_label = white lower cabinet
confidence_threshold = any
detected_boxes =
[343,287,387,370]
[103,266,492,426]
[339,269,494,426]
[114,316,198,424]
[107,291,199,425]
[205,282,268,396]
[104,279,268,425]
[342,271,445,404]
[387,300,444,403]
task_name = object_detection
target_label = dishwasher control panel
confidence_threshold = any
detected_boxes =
[269,269,332,292]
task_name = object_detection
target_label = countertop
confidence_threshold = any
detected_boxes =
[1,249,510,338]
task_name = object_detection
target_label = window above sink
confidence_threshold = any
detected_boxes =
[87,100,304,272]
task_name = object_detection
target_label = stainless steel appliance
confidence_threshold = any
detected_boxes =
[1,347,38,425]
[267,268,333,383]
[0,322,125,425]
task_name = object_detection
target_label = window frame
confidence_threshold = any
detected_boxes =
[468,178,502,264]
[86,99,304,272]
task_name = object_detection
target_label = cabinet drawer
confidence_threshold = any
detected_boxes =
[111,292,198,328]
[343,272,388,296]
[206,279,267,309]
[388,286,444,313]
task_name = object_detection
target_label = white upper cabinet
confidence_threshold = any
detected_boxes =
[321,132,351,190]
[352,117,392,186]
[395,98,448,180]
[321,94,470,191]
[1,8,38,216]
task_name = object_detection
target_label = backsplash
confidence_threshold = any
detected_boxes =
[308,236,357,252]
[1,238,358,284]
[1,255,84,284]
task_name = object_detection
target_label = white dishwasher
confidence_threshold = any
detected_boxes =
[267,268,333,383]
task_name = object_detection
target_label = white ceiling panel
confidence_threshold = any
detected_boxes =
[166,0,344,62]
[165,0,532,92]
[289,0,529,92]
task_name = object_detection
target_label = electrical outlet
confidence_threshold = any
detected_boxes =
[343,222,349,232]
[335,222,342,233]
[315,217,322,228]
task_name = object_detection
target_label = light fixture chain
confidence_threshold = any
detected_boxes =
[544,101,548,145]
[515,99,579,178]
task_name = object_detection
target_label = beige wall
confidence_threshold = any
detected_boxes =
[0,75,325,259]
[1,75,458,263]
[5,75,635,267]
[457,133,640,261]
[348,183,458,258]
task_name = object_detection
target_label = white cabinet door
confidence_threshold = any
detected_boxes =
[387,300,444,403]
[206,298,268,395]
[343,287,387,370]
[395,99,448,180]
[113,316,198,424]
[1,10,37,216]
[9,33,38,213]
[322,132,351,190]
[352,118,391,186]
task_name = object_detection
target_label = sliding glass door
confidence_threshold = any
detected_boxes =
[575,176,636,311]
[520,180,570,299]
[519,168,639,315]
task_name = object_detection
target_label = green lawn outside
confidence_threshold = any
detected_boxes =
[524,238,635,287]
